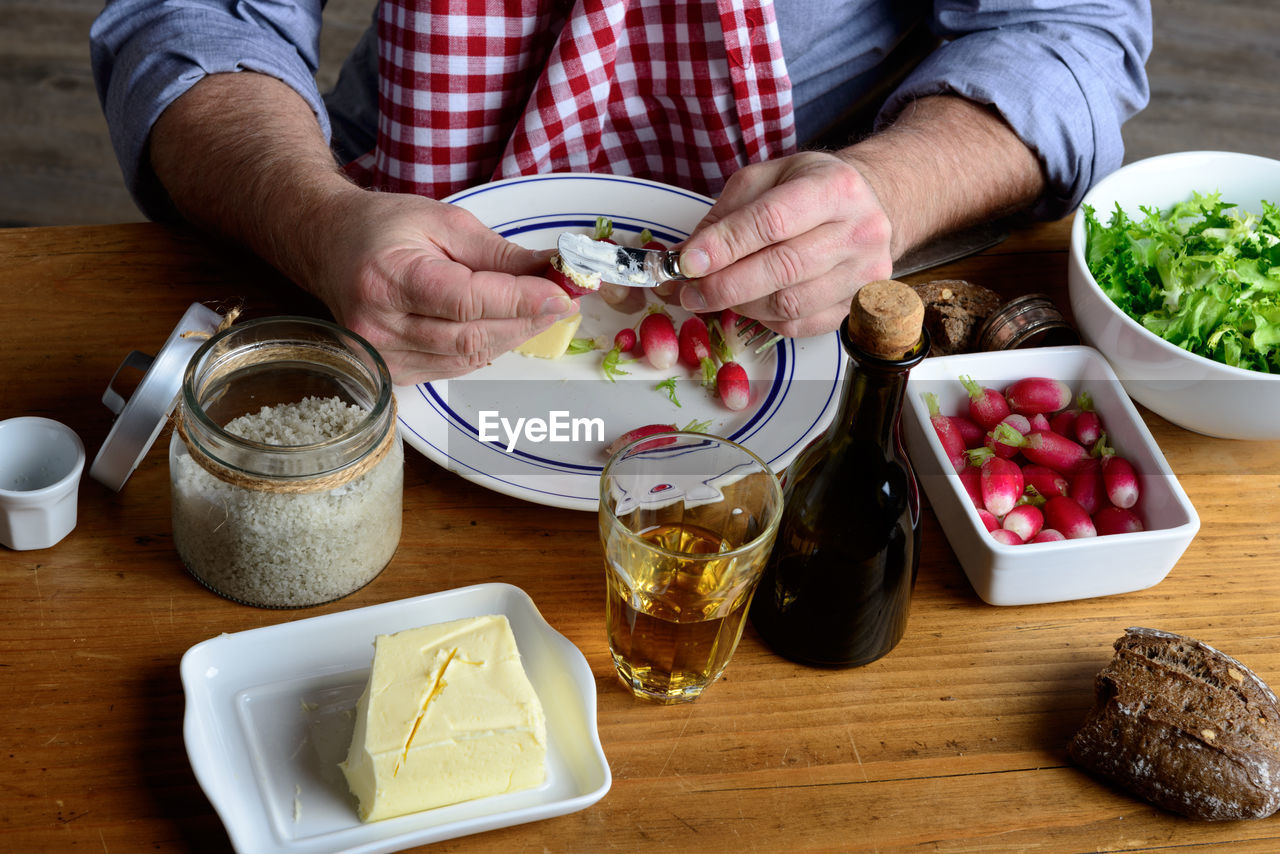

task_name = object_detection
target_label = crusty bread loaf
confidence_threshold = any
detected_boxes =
[1069,627,1280,820]
[909,279,1000,355]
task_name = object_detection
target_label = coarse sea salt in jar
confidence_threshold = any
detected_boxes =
[170,316,402,608]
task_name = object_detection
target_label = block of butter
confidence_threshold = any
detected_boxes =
[515,313,583,359]
[339,614,548,822]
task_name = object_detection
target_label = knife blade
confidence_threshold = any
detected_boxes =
[556,232,686,288]
[891,220,1009,278]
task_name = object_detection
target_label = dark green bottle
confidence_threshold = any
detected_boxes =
[750,280,928,668]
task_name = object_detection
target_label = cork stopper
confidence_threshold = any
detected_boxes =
[847,280,925,360]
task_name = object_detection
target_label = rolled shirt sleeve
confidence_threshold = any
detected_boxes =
[877,1,1152,219]
[90,0,329,219]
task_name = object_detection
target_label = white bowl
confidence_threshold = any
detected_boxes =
[902,346,1200,606]
[1067,150,1280,440]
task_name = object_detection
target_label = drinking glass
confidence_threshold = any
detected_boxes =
[599,432,783,703]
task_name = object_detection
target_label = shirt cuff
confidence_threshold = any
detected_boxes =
[97,11,330,220]
[876,26,1144,220]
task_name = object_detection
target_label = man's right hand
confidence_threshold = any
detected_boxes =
[149,71,576,385]
[299,187,577,384]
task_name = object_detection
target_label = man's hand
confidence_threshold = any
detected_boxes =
[670,151,893,339]
[672,95,1046,339]
[301,188,576,383]
[149,71,575,385]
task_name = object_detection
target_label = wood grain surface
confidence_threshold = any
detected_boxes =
[2,218,1280,852]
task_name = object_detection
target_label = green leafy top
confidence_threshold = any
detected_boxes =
[1082,191,1280,374]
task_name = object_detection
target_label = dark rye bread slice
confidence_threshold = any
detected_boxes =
[909,279,1001,355]
[1068,627,1280,820]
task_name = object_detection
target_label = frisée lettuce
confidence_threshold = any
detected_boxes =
[1082,192,1280,374]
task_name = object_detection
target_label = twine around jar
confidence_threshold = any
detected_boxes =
[173,329,398,494]
[173,403,398,494]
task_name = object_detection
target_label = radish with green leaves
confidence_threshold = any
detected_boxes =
[925,392,968,473]
[961,375,1011,429]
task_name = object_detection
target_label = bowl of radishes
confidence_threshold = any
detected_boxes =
[902,345,1200,606]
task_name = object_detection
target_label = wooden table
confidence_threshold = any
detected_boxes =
[3,219,1279,852]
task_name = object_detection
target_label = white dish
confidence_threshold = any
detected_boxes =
[180,583,610,854]
[395,173,846,511]
[903,346,1200,606]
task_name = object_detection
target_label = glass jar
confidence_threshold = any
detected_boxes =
[169,316,403,608]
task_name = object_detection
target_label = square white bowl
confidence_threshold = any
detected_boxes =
[902,345,1200,606]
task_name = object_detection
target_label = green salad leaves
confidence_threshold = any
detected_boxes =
[1082,191,1280,373]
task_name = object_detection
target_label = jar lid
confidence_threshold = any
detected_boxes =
[89,303,226,492]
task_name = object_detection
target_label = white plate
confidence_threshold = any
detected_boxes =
[394,173,846,511]
[180,584,610,854]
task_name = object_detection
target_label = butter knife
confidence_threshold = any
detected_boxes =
[557,232,686,288]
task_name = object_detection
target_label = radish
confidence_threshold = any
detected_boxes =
[1029,529,1066,543]
[613,327,637,353]
[960,375,1011,429]
[990,528,1024,545]
[951,415,985,448]
[603,418,710,457]
[1094,506,1145,536]
[979,456,1024,517]
[1002,504,1044,541]
[959,467,983,507]
[1050,409,1079,437]
[1068,458,1108,516]
[976,508,1001,533]
[1021,464,1068,499]
[592,216,616,243]
[678,315,711,368]
[600,326,637,381]
[716,361,750,411]
[1101,454,1140,509]
[1075,410,1103,447]
[924,392,968,474]
[638,311,679,370]
[637,228,665,251]
[1004,376,1072,415]
[996,426,1090,474]
[545,254,598,297]
[1043,496,1097,539]
[985,413,1031,458]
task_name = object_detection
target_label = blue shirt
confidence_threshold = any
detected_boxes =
[90,1,1151,221]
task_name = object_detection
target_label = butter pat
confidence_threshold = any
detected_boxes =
[340,614,547,822]
[515,313,583,359]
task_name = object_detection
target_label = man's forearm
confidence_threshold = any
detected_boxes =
[838,95,1046,260]
[148,71,356,288]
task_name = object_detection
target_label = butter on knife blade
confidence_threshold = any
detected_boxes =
[556,232,686,288]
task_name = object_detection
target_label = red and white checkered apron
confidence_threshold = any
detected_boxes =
[344,0,796,199]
